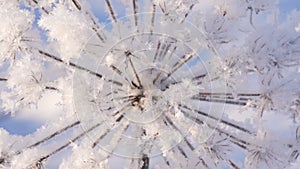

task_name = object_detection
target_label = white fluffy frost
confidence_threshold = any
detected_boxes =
[39,4,93,62]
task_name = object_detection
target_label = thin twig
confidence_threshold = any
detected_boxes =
[179,108,251,149]
[141,154,149,169]
[153,41,161,63]
[180,3,195,24]
[38,50,124,87]
[191,97,248,106]
[27,121,80,149]
[179,104,253,134]
[45,86,59,91]
[150,4,156,34]
[132,0,139,32]
[71,0,81,10]
[31,0,49,14]
[30,122,101,166]
[126,52,143,89]
[105,0,118,23]
[161,53,196,83]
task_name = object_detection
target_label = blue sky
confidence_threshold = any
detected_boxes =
[279,0,300,14]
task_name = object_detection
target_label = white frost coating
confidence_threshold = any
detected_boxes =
[1,57,44,115]
[290,158,300,169]
[152,0,197,19]
[59,139,108,169]
[104,52,116,66]
[39,4,93,62]
[246,0,279,13]
[0,0,299,168]
[0,129,19,154]
[0,1,33,65]
[0,129,8,155]
[213,0,248,18]
[296,23,300,32]
[39,0,56,8]
[56,76,75,116]
[0,129,23,168]
[10,148,44,169]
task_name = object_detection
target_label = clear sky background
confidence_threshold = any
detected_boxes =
[279,0,300,14]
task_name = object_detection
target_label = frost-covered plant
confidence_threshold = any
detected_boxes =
[0,0,300,169]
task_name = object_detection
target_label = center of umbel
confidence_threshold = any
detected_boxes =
[129,68,171,110]
[131,93,145,110]
[119,68,172,123]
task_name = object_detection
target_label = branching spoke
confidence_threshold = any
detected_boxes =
[161,53,196,83]
[178,104,253,134]
[228,160,240,169]
[153,40,175,64]
[177,145,188,159]
[180,3,195,24]
[110,103,132,117]
[164,115,186,138]
[161,116,204,168]
[29,0,105,42]
[38,50,124,87]
[26,121,80,150]
[166,73,207,87]
[30,0,49,14]
[71,0,81,10]
[197,92,261,97]
[92,129,110,148]
[105,0,118,23]
[178,107,251,149]
[141,154,149,169]
[9,121,81,161]
[163,115,195,151]
[159,42,172,61]
[108,64,136,88]
[83,10,106,41]
[113,95,137,101]
[191,96,249,106]
[170,53,195,73]
[126,53,143,88]
[194,92,261,102]
[153,41,161,63]
[165,107,214,167]
[150,4,156,34]
[132,0,138,32]
[29,122,102,166]
[153,42,177,84]
[44,86,59,91]
[92,107,127,150]
[92,122,130,156]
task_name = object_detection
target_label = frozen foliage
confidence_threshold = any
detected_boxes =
[1,57,44,115]
[0,0,299,169]
[39,4,94,62]
[0,0,34,65]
